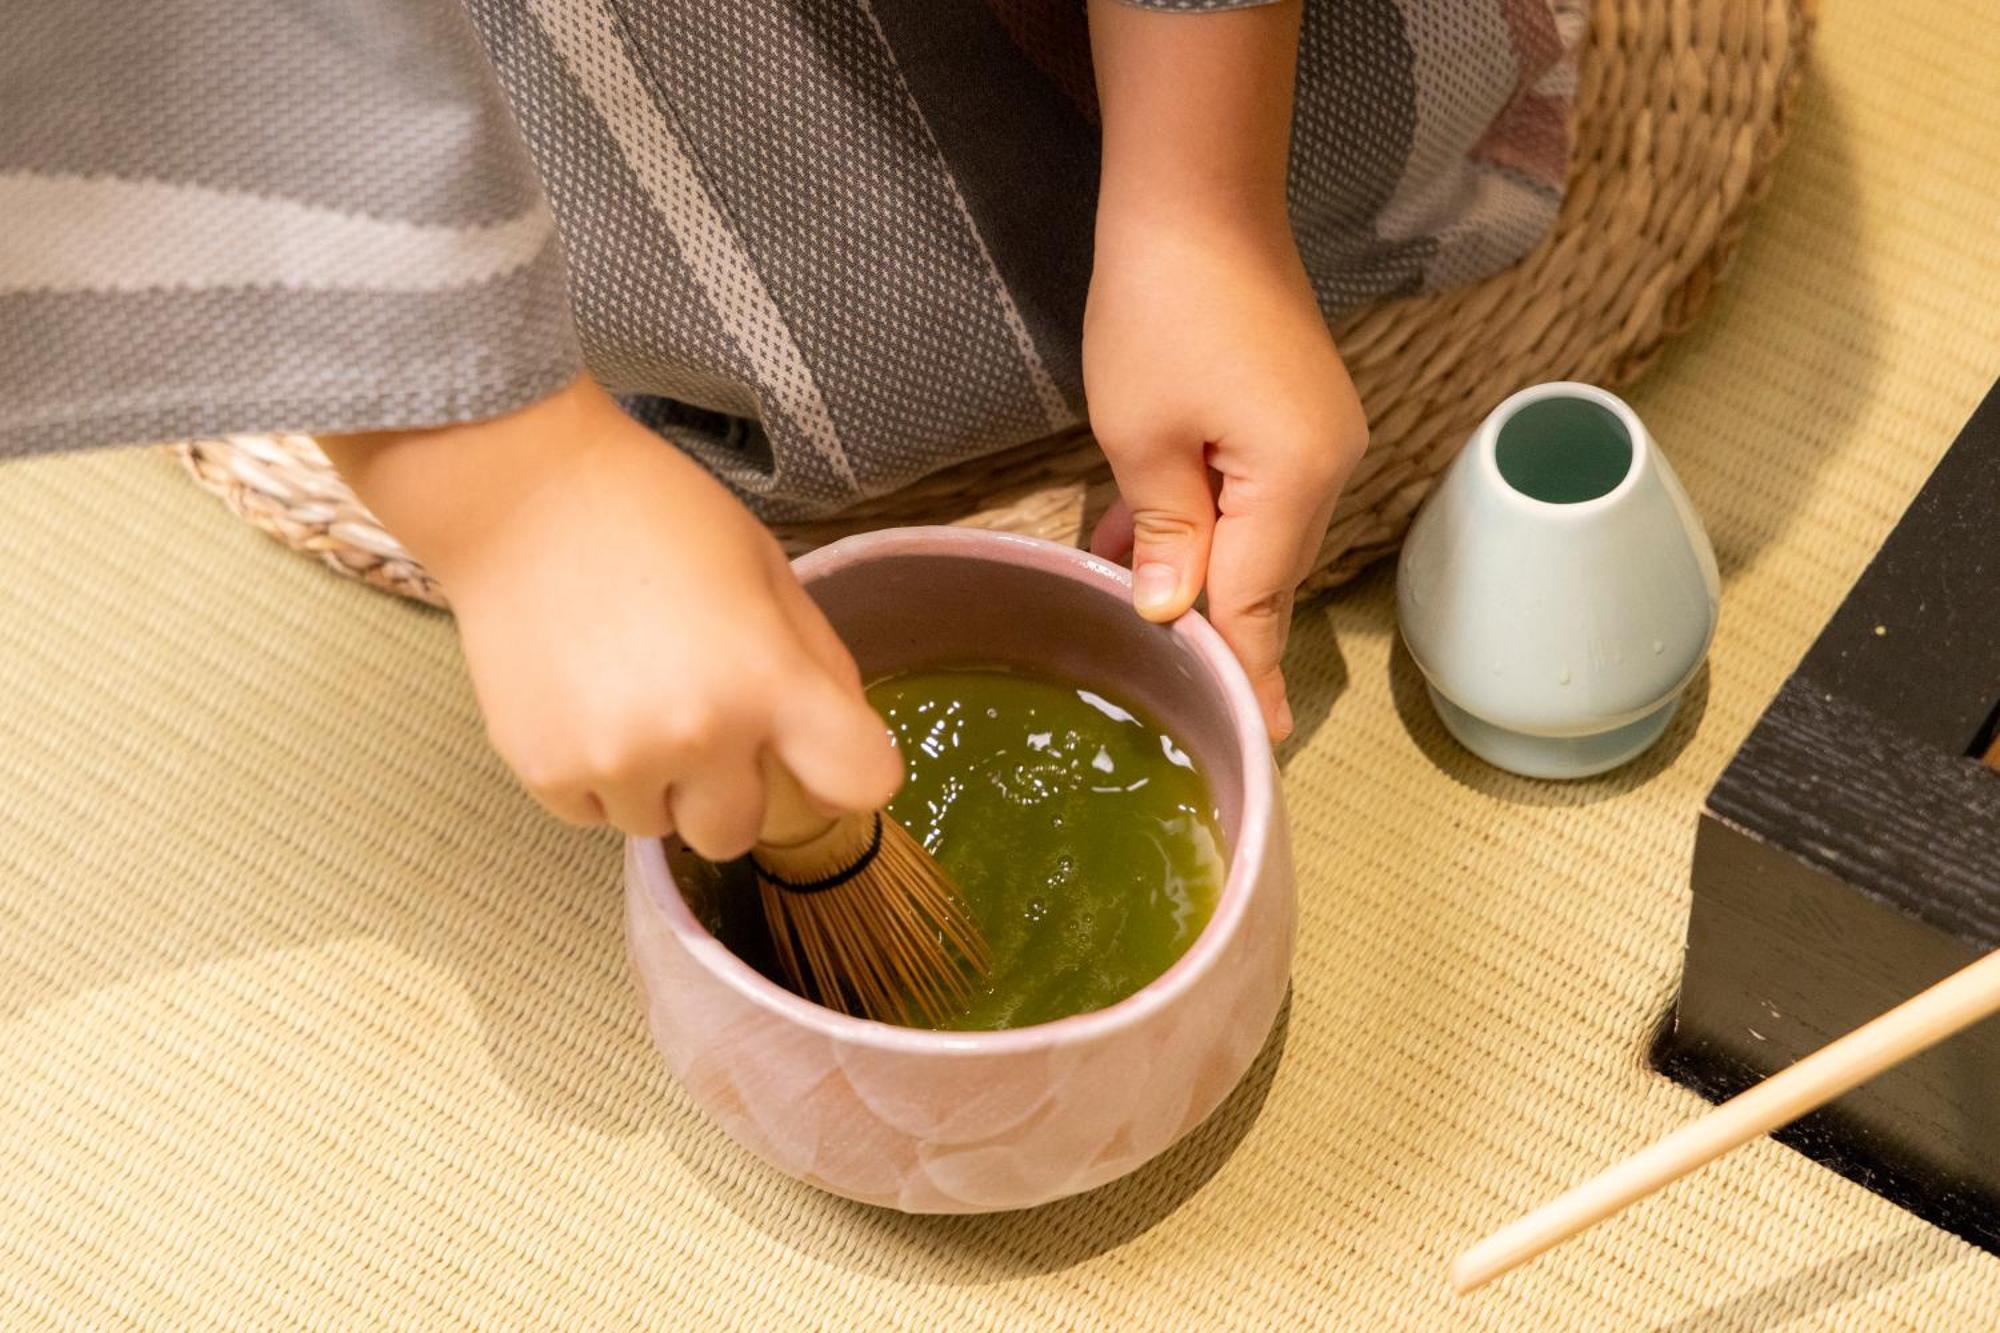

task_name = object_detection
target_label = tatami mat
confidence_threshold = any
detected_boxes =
[3,1,1997,1326]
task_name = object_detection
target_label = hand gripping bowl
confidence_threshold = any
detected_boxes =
[625,528,1295,1213]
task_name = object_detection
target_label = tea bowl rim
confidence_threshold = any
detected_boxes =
[626,525,1276,1056]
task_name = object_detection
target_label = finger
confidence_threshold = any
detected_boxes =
[669,757,767,861]
[504,747,607,826]
[1090,496,1135,564]
[596,780,675,840]
[1100,439,1216,621]
[770,573,902,810]
[534,785,606,827]
[1206,477,1327,741]
[1298,488,1340,583]
[771,668,905,814]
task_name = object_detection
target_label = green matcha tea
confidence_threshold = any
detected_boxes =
[687,667,1226,1030]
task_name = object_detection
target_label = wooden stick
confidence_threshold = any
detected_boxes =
[1451,948,2000,1294]
[1983,731,2000,771]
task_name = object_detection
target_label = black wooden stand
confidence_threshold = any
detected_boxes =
[1654,381,2000,1253]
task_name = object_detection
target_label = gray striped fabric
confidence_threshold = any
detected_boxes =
[0,0,1579,519]
[0,0,580,460]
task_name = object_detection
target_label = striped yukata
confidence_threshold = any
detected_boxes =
[1,0,1580,519]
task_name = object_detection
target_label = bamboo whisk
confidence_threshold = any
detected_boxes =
[750,759,990,1023]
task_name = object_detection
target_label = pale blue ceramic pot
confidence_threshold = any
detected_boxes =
[1396,383,1720,779]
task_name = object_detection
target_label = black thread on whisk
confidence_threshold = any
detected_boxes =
[749,812,885,894]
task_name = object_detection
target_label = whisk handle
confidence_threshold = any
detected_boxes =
[757,752,841,848]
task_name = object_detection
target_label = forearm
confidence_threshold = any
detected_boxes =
[321,374,662,589]
[1087,0,1302,239]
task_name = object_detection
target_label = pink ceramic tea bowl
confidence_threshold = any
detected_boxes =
[625,528,1294,1213]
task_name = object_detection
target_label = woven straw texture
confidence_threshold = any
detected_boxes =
[4,1,1998,1326]
[179,0,1812,609]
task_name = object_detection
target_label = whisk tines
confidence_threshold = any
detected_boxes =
[753,811,989,1024]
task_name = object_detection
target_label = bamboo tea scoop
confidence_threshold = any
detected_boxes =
[1453,947,2000,1294]
[749,756,990,1024]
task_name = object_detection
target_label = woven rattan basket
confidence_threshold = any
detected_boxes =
[179,0,1813,611]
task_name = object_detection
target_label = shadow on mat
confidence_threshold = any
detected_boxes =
[696,994,1291,1281]
[1651,1227,1962,1332]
